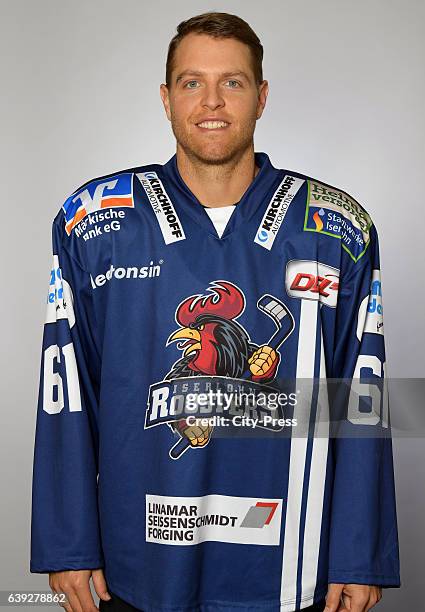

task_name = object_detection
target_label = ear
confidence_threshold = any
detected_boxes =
[256,80,269,120]
[160,83,172,121]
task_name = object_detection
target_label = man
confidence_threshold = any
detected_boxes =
[30,11,400,612]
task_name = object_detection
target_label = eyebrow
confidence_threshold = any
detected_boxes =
[175,70,251,84]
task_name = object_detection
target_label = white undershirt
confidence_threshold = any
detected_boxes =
[202,204,237,238]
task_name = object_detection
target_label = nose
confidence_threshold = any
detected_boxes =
[200,82,225,110]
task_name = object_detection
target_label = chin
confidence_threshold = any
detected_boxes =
[189,142,246,165]
[196,152,233,165]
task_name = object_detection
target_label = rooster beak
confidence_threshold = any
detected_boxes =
[167,327,201,343]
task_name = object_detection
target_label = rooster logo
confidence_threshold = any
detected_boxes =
[152,280,294,459]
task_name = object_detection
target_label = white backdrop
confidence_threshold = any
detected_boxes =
[1,1,423,610]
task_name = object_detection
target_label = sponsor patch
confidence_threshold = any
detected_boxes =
[90,260,163,289]
[71,209,126,242]
[285,260,340,308]
[303,180,372,262]
[356,269,384,339]
[146,494,282,546]
[254,175,304,250]
[45,255,75,328]
[63,173,134,236]
[137,171,186,245]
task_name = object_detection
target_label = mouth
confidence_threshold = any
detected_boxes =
[167,327,202,357]
[195,120,230,131]
[177,339,202,357]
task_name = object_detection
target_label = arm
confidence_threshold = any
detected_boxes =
[326,223,400,609]
[30,210,104,573]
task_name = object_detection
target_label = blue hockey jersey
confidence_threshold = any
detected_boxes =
[30,152,400,611]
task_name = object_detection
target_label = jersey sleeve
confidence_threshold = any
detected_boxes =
[327,223,401,588]
[30,210,104,573]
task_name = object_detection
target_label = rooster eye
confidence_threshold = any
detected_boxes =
[198,324,205,331]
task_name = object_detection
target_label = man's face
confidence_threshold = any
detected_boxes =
[160,33,268,165]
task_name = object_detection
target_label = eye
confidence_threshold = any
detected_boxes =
[185,80,200,89]
[226,80,241,88]
[197,324,205,331]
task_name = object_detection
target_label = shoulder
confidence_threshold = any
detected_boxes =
[283,167,375,264]
[50,161,163,271]
[53,161,162,237]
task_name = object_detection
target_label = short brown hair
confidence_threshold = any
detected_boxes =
[165,12,264,87]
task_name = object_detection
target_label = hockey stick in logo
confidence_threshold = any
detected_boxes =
[240,295,295,378]
[169,295,295,459]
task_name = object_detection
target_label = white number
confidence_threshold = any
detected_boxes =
[43,342,82,414]
[62,343,82,412]
[348,355,387,427]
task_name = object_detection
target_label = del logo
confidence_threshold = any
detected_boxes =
[146,493,283,546]
[63,173,134,235]
[356,269,384,339]
[145,280,296,460]
[285,260,340,308]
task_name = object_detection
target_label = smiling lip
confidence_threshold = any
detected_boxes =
[196,119,230,130]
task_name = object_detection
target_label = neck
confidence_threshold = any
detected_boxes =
[175,143,259,208]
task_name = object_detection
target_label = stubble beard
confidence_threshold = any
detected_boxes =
[170,115,256,167]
